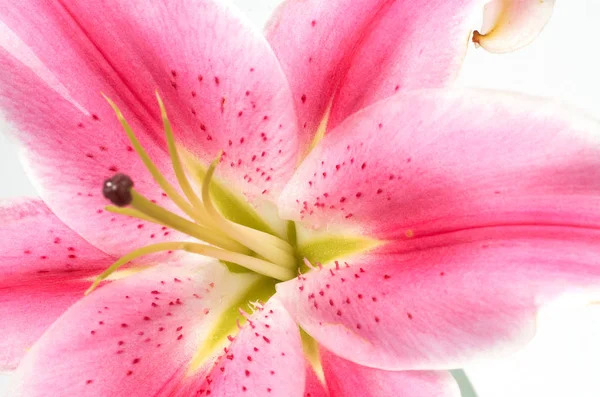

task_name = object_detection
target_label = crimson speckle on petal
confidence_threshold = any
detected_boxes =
[1,1,596,397]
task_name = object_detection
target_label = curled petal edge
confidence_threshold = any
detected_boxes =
[473,0,556,53]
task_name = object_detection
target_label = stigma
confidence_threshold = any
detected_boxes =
[102,173,134,207]
[86,93,298,295]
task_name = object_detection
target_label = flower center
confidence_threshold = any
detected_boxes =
[86,93,298,294]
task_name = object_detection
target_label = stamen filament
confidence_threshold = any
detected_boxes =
[104,201,233,251]
[129,189,249,254]
[105,205,163,225]
[182,243,295,281]
[230,222,294,254]
[193,163,293,253]
[155,93,211,221]
[85,242,186,295]
[103,94,204,224]
[106,204,233,250]
[86,241,295,295]
[98,95,303,287]
[201,154,297,269]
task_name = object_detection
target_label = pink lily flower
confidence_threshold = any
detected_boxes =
[0,0,596,396]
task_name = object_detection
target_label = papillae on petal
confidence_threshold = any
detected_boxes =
[172,299,305,397]
[278,227,600,371]
[279,89,600,240]
[278,88,600,370]
[9,261,267,396]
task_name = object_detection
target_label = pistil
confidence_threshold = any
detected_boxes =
[104,95,205,225]
[112,182,247,253]
[87,93,299,295]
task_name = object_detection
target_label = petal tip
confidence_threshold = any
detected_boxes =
[474,0,556,54]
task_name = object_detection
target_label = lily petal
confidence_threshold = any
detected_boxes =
[304,362,329,397]
[279,89,600,241]
[319,348,460,396]
[0,43,187,257]
[0,198,114,370]
[39,0,300,199]
[278,89,600,370]
[0,0,299,256]
[9,261,264,396]
[473,0,556,53]
[172,299,305,397]
[277,226,600,370]
[266,0,485,149]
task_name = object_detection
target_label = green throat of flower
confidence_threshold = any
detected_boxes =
[87,92,382,297]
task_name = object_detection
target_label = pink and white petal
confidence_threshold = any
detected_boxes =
[266,0,486,147]
[0,43,186,257]
[0,198,115,370]
[304,363,329,397]
[279,89,600,241]
[1,0,299,202]
[320,349,460,397]
[9,260,265,397]
[169,299,305,397]
[277,226,600,370]
[303,345,459,396]
[473,0,556,53]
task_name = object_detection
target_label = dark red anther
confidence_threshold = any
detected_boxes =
[102,173,134,207]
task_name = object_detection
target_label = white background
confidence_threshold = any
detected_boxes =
[1,0,600,396]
